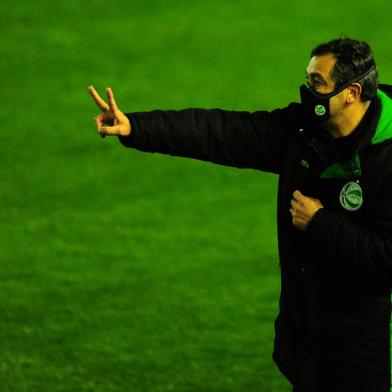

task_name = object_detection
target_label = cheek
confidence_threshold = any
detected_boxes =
[329,92,346,116]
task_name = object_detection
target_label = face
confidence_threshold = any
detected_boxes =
[305,53,349,120]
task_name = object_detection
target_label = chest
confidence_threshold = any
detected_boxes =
[279,144,379,224]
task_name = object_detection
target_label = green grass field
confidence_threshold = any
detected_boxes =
[2,1,392,391]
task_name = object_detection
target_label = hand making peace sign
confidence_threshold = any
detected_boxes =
[88,86,132,137]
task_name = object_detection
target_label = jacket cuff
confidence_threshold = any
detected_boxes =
[118,113,138,147]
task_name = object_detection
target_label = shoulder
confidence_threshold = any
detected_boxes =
[267,102,303,133]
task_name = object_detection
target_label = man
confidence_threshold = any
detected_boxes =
[88,38,392,391]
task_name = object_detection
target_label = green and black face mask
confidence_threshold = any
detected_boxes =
[299,65,376,127]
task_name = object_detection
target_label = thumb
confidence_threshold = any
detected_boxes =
[293,190,306,202]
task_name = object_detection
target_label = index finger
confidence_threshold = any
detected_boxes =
[88,86,109,111]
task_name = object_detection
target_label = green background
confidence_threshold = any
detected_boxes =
[1,1,391,391]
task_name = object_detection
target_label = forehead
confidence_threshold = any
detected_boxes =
[306,53,336,80]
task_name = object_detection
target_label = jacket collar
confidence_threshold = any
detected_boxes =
[371,88,392,144]
[299,86,392,179]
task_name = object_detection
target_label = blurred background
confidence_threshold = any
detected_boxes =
[1,1,392,390]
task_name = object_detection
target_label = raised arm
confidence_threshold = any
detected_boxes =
[88,86,294,173]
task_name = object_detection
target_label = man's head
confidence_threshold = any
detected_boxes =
[308,37,378,102]
[301,38,378,133]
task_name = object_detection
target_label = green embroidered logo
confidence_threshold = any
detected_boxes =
[339,182,363,211]
[300,159,310,169]
[315,105,326,116]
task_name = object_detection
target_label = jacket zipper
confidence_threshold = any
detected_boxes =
[298,128,328,167]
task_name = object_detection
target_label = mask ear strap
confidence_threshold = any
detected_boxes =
[332,64,377,95]
[308,64,376,99]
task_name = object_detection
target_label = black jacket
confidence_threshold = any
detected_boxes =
[119,85,392,392]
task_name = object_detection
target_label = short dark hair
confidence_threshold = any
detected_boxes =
[311,37,378,101]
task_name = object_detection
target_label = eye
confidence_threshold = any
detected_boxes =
[307,78,322,89]
[305,73,323,89]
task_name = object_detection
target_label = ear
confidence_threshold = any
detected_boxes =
[347,83,362,103]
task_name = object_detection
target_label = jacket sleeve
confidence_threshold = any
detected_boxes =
[306,192,392,283]
[118,106,295,174]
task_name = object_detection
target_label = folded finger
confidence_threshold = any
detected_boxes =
[291,199,301,209]
[94,114,104,131]
[289,206,306,218]
[89,86,110,111]
[99,124,123,136]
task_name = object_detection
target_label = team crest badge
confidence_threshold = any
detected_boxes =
[315,104,326,116]
[339,182,363,211]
